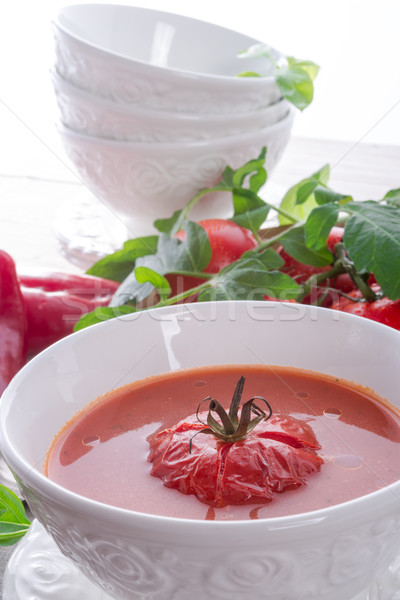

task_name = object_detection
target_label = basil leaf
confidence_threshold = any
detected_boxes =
[86,235,158,282]
[305,204,340,250]
[275,59,317,111]
[343,202,400,299]
[280,226,332,266]
[74,305,137,331]
[0,485,30,546]
[198,259,299,302]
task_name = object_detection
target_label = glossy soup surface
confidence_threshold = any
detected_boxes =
[45,365,400,520]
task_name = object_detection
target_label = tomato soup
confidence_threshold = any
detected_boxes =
[45,365,400,520]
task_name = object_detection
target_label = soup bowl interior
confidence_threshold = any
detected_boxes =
[1,301,400,600]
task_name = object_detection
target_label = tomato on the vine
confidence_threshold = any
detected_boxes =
[175,219,258,273]
[331,284,400,331]
[167,219,258,300]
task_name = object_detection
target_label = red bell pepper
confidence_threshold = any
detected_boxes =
[0,251,26,394]
[18,270,119,356]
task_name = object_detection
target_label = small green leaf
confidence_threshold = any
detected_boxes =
[280,226,333,266]
[231,188,270,236]
[237,71,262,77]
[232,148,267,192]
[343,201,400,299]
[384,188,400,208]
[305,204,340,250]
[0,485,31,547]
[154,210,183,235]
[135,267,171,300]
[313,186,352,206]
[275,64,314,111]
[290,59,320,82]
[279,165,330,225]
[86,236,158,282]
[74,305,137,331]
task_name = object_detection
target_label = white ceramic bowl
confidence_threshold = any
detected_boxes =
[51,69,291,143]
[53,4,283,113]
[2,302,400,600]
[57,110,294,237]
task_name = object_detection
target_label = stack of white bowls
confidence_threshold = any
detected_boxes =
[52,4,294,236]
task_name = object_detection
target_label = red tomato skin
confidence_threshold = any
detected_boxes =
[176,219,258,274]
[326,226,344,254]
[148,412,322,508]
[331,284,400,331]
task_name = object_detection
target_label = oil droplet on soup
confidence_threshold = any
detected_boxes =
[45,364,400,521]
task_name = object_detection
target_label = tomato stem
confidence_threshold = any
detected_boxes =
[194,376,273,445]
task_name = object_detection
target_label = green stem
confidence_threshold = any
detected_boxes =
[256,222,304,252]
[267,204,301,223]
[153,279,213,308]
[296,261,345,302]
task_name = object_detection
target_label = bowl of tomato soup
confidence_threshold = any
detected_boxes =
[1,301,400,600]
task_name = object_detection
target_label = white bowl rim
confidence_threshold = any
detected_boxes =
[56,108,295,150]
[51,67,289,124]
[53,3,283,85]
[2,300,400,532]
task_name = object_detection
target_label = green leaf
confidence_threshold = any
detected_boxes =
[243,248,285,269]
[280,226,333,266]
[275,62,315,111]
[153,210,182,235]
[237,71,262,77]
[198,258,300,302]
[231,188,270,236]
[314,187,353,206]
[135,267,171,301]
[279,165,330,225]
[343,202,400,299]
[290,59,320,82]
[74,305,137,331]
[384,188,400,208]
[0,485,30,547]
[110,221,211,307]
[237,45,318,111]
[305,204,340,250]
[86,235,158,282]
[232,148,267,193]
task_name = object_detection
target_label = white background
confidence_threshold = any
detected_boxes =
[1,0,400,178]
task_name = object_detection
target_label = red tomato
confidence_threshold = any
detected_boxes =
[326,226,344,255]
[175,219,258,273]
[167,219,258,301]
[331,284,400,330]
[148,376,322,508]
